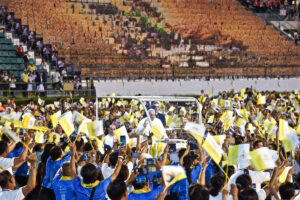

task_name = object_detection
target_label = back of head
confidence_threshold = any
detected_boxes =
[107,179,127,200]
[0,170,11,188]
[238,188,258,200]
[109,152,119,167]
[81,163,97,184]
[210,173,225,197]
[279,182,295,200]
[236,174,252,190]
[117,165,129,181]
[49,146,62,161]
[0,141,8,155]
[41,143,56,164]
[62,162,71,177]
[189,184,209,200]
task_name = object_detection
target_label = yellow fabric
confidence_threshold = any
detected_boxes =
[60,176,73,181]
[87,122,97,138]
[81,180,100,188]
[151,125,163,139]
[132,188,149,194]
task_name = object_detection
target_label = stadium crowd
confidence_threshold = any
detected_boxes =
[0,88,298,200]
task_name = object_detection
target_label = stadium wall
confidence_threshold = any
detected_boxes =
[95,78,300,96]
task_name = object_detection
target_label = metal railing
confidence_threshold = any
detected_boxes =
[0,82,95,97]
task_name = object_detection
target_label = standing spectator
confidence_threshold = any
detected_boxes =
[36,72,45,96]
[9,74,16,96]
[21,70,28,97]
[28,60,36,72]
[51,70,61,90]
[27,72,34,96]
[40,58,49,73]
[2,71,9,97]
[74,77,81,90]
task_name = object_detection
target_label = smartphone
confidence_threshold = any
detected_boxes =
[120,136,126,147]
[169,143,176,153]
[152,172,161,184]
[189,139,198,150]
[146,158,155,166]
[148,136,152,145]
[132,152,138,158]
[19,128,23,137]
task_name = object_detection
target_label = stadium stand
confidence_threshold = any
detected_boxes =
[0,0,299,81]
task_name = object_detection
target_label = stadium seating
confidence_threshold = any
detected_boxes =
[0,30,25,77]
[0,0,299,79]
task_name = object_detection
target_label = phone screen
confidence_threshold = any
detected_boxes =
[148,136,152,145]
[169,144,176,153]
[120,136,126,147]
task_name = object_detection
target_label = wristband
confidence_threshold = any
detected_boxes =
[118,158,123,162]
[118,156,123,159]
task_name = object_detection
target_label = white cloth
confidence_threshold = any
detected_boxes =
[136,117,167,138]
[209,193,233,200]
[257,189,267,200]
[0,188,24,200]
[0,157,14,174]
[101,161,134,179]
[104,134,117,148]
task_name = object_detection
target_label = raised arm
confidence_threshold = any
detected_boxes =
[70,143,77,179]
[22,154,37,197]
[13,133,31,170]
[110,147,126,181]
[179,145,190,166]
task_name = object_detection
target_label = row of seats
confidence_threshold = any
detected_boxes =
[0,51,17,57]
[0,57,24,64]
[0,64,25,70]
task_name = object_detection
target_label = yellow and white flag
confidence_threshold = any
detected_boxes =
[150,142,167,158]
[87,120,104,138]
[249,147,276,171]
[184,121,206,144]
[161,166,187,189]
[35,131,45,144]
[58,111,75,136]
[22,114,35,129]
[114,126,129,143]
[151,124,164,139]
[203,133,224,164]
[72,111,87,125]
[78,119,92,134]
[228,143,250,169]
[1,127,21,143]
[279,119,289,141]
[282,129,299,152]
[50,111,61,128]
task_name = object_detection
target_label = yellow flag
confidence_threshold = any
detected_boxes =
[58,112,74,136]
[87,122,97,138]
[203,133,224,164]
[50,111,61,128]
[22,114,35,129]
[151,125,163,139]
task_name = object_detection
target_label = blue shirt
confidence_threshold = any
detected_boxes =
[52,173,76,200]
[42,153,71,189]
[169,178,189,200]
[190,164,201,184]
[7,146,28,177]
[128,185,163,200]
[73,177,112,200]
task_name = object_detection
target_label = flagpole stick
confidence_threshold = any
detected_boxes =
[216,162,230,184]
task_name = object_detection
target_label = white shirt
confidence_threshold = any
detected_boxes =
[0,187,24,200]
[101,161,134,179]
[0,157,15,174]
[209,193,233,200]
[136,117,168,138]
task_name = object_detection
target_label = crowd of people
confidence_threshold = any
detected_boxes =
[0,88,298,200]
[0,6,82,96]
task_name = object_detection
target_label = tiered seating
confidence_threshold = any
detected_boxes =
[0,31,25,77]
[150,0,300,67]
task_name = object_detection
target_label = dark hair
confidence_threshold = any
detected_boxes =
[117,165,129,181]
[253,140,263,149]
[0,170,12,188]
[236,174,252,190]
[296,172,300,188]
[33,143,43,152]
[83,142,93,152]
[238,187,258,200]
[109,152,119,167]
[188,184,209,200]
[41,143,56,165]
[178,148,186,160]
[81,163,98,184]
[222,165,235,179]
[49,146,62,161]
[132,176,148,189]
[183,155,193,184]
[107,179,127,200]
[0,141,8,155]
[210,173,225,196]
[279,182,295,200]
